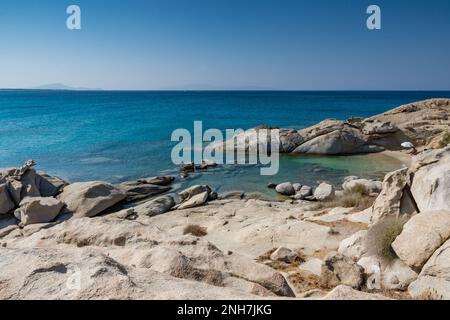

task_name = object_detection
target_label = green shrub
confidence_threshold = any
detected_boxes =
[438,132,450,148]
[365,216,407,262]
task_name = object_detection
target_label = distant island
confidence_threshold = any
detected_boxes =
[31,83,102,91]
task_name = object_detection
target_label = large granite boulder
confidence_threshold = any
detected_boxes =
[320,252,364,289]
[381,259,418,291]
[178,185,211,201]
[408,238,450,299]
[275,182,295,196]
[0,184,15,215]
[59,181,126,218]
[370,168,417,225]
[343,179,382,194]
[314,183,335,201]
[338,230,367,260]
[411,148,450,212]
[322,285,391,300]
[392,210,450,269]
[292,128,384,155]
[119,181,171,203]
[178,192,209,210]
[14,197,64,226]
[134,195,175,217]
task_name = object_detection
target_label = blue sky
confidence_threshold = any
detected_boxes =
[1,0,450,90]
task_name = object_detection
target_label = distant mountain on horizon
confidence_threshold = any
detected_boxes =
[31,83,102,91]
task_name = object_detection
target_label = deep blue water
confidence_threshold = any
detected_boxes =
[1,90,450,197]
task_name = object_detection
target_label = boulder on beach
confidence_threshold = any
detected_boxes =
[58,181,126,218]
[410,147,450,212]
[14,197,64,226]
[119,180,171,203]
[178,185,211,201]
[293,128,384,155]
[370,168,417,225]
[313,183,335,201]
[178,192,209,210]
[408,238,450,299]
[392,210,450,269]
[134,195,175,217]
[343,179,382,194]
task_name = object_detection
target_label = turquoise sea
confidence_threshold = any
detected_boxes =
[1,90,450,198]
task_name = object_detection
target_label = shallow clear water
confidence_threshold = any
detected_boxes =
[1,90,449,197]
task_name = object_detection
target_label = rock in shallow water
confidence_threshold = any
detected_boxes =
[275,182,295,196]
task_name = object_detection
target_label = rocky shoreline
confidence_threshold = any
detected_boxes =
[1,98,450,300]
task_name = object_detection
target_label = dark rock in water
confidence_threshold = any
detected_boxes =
[208,191,218,201]
[219,191,245,200]
[178,185,212,201]
[179,172,190,179]
[180,162,195,172]
[137,176,175,186]
[275,182,296,196]
[267,183,277,189]
[196,160,218,170]
[119,181,171,203]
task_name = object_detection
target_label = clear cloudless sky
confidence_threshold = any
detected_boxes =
[0,0,450,90]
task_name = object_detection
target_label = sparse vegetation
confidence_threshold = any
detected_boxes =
[416,288,443,301]
[438,132,450,148]
[311,185,375,211]
[365,216,407,262]
[183,224,208,237]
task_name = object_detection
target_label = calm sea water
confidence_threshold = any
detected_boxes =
[1,90,450,198]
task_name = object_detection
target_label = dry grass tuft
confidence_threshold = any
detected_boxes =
[183,224,208,237]
[312,185,376,211]
[365,216,407,262]
[415,288,443,300]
